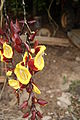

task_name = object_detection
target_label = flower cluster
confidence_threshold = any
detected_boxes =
[0,19,47,119]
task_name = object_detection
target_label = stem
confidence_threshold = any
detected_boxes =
[0,77,7,100]
[22,0,32,34]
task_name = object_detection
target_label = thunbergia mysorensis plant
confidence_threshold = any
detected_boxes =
[0,19,47,119]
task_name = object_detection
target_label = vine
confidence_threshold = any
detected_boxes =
[0,0,48,119]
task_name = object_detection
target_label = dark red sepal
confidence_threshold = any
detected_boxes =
[34,40,38,48]
[37,99,48,106]
[28,59,38,71]
[35,47,40,54]
[20,100,28,109]
[13,44,23,53]
[12,33,22,45]
[31,110,36,120]
[22,112,29,118]
[0,28,4,35]
[36,111,43,118]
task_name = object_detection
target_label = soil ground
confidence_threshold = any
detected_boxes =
[0,44,80,120]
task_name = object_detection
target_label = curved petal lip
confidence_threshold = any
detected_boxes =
[14,65,31,85]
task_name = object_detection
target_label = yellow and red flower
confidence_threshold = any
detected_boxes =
[28,45,46,71]
[14,63,31,85]
[3,42,13,59]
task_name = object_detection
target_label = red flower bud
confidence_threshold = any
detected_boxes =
[20,101,28,109]
[31,110,36,120]
[32,96,37,104]
[23,112,29,118]
[0,28,4,35]
[37,99,48,106]
[13,44,23,53]
[36,111,43,118]
[34,40,38,48]
[12,33,22,45]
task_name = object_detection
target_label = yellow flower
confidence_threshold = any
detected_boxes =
[34,45,46,70]
[14,63,31,85]
[6,71,12,76]
[3,42,13,58]
[8,79,20,89]
[32,83,41,94]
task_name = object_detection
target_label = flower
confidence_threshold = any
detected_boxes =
[34,45,46,70]
[32,83,41,94]
[14,63,31,85]
[3,42,13,58]
[8,79,20,89]
[6,70,12,76]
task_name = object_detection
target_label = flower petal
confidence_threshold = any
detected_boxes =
[8,79,20,89]
[32,83,41,94]
[14,64,31,85]
[6,71,12,76]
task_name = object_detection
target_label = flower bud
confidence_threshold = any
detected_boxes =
[20,100,28,109]
[36,111,43,118]
[32,96,37,103]
[37,99,48,106]
[31,110,36,120]
[23,112,29,118]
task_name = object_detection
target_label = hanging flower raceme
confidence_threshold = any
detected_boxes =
[0,19,47,120]
[14,63,31,85]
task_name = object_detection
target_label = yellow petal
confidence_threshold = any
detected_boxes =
[6,71,12,76]
[3,42,13,58]
[34,45,46,70]
[32,83,41,94]
[0,51,3,62]
[8,79,20,89]
[23,52,28,64]
[23,52,32,65]
[14,64,31,85]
